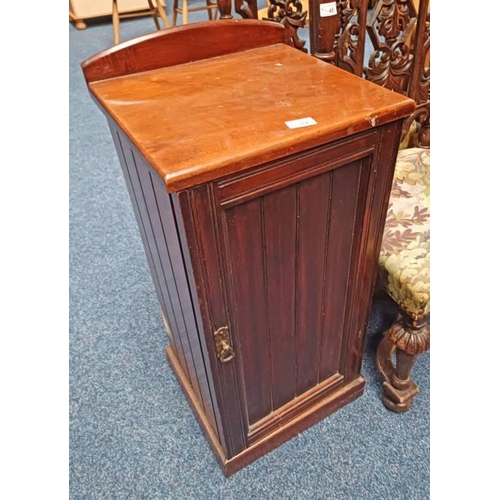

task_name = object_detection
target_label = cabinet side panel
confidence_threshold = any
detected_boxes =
[110,126,198,397]
[109,127,186,370]
[109,126,168,323]
[112,123,224,446]
[177,187,248,458]
[171,193,229,456]
[133,154,207,417]
[148,172,220,437]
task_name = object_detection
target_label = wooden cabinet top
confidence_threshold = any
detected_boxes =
[87,39,414,192]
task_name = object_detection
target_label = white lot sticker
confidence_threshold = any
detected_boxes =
[285,117,318,129]
[320,2,337,17]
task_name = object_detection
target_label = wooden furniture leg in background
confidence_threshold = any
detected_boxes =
[71,1,170,34]
[147,0,161,30]
[173,0,218,26]
[206,0,214,20]
[112,0,120,45]
[376,311,430,412]
[113,0,170,45]
[153,0,170,27]
[69,12,87,30]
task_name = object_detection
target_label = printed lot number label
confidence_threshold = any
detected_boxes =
[320,2,337,17]
[285,117,318,129]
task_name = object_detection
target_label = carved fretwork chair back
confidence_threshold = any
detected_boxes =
[324,0,430,148]
[327,0,431,412]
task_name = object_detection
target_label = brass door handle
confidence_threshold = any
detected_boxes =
[214,326,235,363]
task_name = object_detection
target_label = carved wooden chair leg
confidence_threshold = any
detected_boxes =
[376,310,430,412]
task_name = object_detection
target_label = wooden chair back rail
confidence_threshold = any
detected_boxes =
[81,20,286,84]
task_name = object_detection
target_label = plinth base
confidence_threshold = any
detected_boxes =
[166,346,365,476]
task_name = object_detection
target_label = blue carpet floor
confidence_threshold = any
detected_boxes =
[69,9,429,499]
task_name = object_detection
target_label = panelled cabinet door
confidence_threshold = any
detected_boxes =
[178,129,389,458]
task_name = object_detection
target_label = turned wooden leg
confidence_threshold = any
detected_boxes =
[172,0,178,26]
[376,311,430,412]
[147,0,161,30]
[182,0,189,25]
[69,13,87,30]
[75,18,87,30]
[417,119,430,148]
[206,0,214,20]
[155,0,171,27]
[216,0,233,19]
[112,0,120,45]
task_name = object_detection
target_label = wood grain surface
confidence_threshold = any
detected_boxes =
[87,42,414,192]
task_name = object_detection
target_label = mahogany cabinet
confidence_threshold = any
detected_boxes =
[82,20,414,476]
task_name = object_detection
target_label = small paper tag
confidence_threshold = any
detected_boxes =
[320,2,337,17]
[285,117,318,129]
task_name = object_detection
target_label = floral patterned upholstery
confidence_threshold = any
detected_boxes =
[379,148,430,320]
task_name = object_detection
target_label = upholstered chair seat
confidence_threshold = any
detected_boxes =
[379,148,430,319]
[376,147,430,412]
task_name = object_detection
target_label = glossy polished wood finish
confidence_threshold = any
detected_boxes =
[82,21,415,476]
[84,29,414,193]
[81,20,286,83]
[307,0,430,147]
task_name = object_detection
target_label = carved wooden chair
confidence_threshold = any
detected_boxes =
[305,0,430,411]
[371,0,430,413]
[363,0,430,412]
[376,145,429,412]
